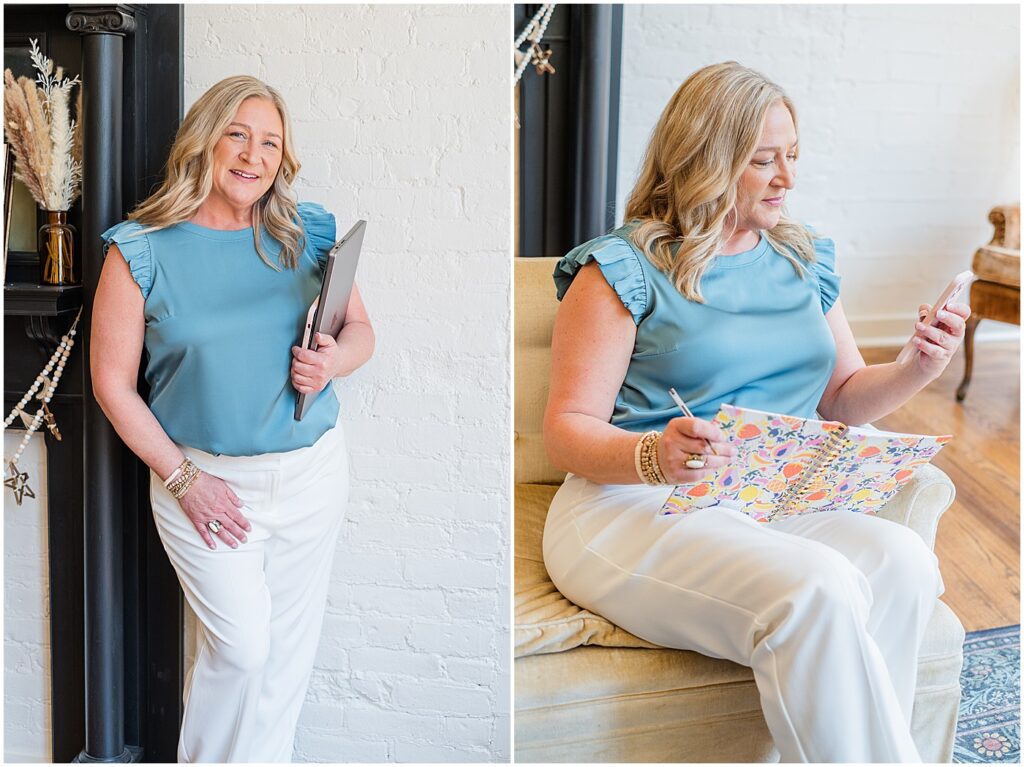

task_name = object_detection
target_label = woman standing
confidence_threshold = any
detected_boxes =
[91,75,373,762]
[542,62,969,762]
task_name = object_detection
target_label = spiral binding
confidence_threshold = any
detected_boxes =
[771,428,848,521]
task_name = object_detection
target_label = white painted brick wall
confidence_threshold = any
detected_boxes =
[616,4,1020,345]
[3,435,51,763]
[184,4,510,762]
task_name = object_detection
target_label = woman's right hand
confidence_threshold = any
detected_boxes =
[657,416,737,484]
[177,472,252,550]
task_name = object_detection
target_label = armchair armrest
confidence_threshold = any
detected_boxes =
[988,203,1020,250]
[875,463,956,551]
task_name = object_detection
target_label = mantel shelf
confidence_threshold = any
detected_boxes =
[4,283,84,317]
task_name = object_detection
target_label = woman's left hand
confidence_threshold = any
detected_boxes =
[910,301,971,379]
[291,332,342,394]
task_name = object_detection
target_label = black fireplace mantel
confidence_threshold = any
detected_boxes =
[5,283,85,316]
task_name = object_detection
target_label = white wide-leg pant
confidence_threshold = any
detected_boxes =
[150,423,348,763]
[543,473,944,764]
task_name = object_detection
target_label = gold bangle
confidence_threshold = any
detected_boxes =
[173,463,200,499]
[167,459,201,500]
[163,466,183,487]
[171,468,200,500]
[634,433,649,483]
[165,460,191,494]
[164,457,192,488]
[637,431,667,485]
[651,435,668,484]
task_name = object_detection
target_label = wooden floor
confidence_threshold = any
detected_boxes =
[861,341,1020,632]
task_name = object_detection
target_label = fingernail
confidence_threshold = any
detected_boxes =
[230,542,238,549]
[209,543,216,550]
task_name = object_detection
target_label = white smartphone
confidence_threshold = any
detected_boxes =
[895,270,973,365]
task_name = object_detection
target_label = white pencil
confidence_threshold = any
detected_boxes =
[668,388,719,456]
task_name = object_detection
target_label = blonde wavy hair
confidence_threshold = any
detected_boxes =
[129,75,305,270]
[624,61,817,302]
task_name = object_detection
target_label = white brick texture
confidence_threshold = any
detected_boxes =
[616,4,1019,345]
[3,435,52,763]
[184,4,511,762]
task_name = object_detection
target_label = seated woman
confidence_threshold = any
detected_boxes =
[542,61,969,763]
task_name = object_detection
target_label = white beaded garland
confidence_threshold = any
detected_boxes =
[514,4,556,85]
[3,309,83,470]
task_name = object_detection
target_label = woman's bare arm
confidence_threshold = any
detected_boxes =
[91,244,249,549]
[816,298,970,425]
[332,282,375,376]
[543,262,734,484]
[91,244,193,480]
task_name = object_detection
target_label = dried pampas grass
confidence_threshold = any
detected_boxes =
[3,39,82,211]
[4,70,47,204]
[72,89,83,169]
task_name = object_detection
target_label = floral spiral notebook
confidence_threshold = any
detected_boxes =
[660,404,952,523]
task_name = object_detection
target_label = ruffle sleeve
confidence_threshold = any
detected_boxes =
[808,235,841,314]
[101,220,153,300]
[296,201,337,270]
[553,234,648,325]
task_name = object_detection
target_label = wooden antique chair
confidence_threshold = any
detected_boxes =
[957,203,1021,401]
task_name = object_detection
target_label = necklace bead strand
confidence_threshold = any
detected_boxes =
[513,3,556,85]
[3,311,82,472]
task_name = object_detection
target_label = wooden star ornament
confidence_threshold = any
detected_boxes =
[4,461,36,506]
[531,43,556,76]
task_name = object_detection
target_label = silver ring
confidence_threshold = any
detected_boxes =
[207,520,222,534]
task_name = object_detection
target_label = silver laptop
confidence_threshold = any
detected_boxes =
[294,219,366,421]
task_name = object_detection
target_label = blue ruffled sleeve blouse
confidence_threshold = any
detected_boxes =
[101,201,341,456]
[553,221,841,433]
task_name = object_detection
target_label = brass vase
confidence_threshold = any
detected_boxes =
[39,211,77,285]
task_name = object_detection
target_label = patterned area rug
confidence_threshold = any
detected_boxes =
[954,625,1020,762]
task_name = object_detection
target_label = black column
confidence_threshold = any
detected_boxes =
[66,5,137,763]
[574,5,616,242]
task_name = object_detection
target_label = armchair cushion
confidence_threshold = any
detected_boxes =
[515,599,964,763]
[515,483,657,658]
[972,245,1021,287]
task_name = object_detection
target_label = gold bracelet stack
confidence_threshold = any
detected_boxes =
[635,430,667,485]
[163,466,183,487]
[166,458,201,499]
